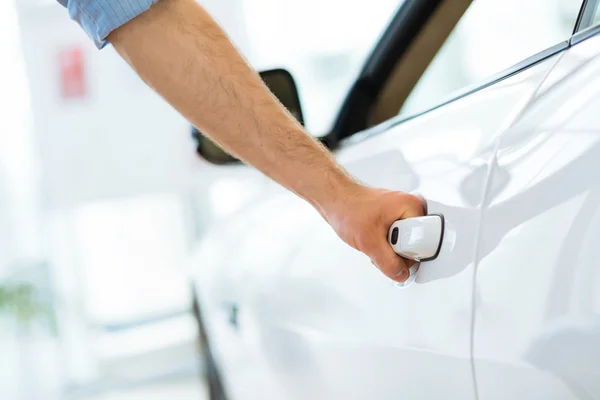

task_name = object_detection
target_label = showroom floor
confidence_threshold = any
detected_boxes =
[67,315,208,400]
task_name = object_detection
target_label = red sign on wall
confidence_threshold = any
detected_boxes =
[58,47,86,100]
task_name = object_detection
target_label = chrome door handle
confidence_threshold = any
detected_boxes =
[388,214,445,288]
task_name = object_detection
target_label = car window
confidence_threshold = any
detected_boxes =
[240,0,403,136]
[399,0,582,116]
[590,2,600,26]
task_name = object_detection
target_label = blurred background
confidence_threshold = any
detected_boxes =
[0,0,582,399]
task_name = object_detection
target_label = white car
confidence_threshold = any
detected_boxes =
[189,0,600,399]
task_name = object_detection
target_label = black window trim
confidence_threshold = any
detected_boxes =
[341,1,596,147]
[328,0,444,145]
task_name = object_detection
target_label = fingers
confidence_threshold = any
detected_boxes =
[328,188,425,283]
[370,238,411,283]
[372,193,424,282]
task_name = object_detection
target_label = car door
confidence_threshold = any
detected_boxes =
[242,2,583,399]
[250,57,560,400]
[473,6,600,400]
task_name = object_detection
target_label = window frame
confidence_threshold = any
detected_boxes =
[574,0,600,33]
[329,0,446,144]
[573,0,600,44]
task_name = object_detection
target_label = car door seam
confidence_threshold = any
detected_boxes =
[467,50,567,400]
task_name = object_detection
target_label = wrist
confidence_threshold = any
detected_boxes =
[302,167,362,218]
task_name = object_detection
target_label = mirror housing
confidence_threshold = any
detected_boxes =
[192,68,306,165]
[260,68,305,125]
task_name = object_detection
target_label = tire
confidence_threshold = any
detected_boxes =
[191,285,228,400]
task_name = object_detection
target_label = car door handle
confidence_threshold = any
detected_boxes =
[388,214,445,288]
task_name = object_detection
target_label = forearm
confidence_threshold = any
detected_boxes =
[108,0,356,212]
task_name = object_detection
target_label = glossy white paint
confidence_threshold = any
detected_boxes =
[247,55,558,400]
[473,34,600,399]
[188,28,600,400]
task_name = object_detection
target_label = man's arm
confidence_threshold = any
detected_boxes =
[109,0,354,218]
[106,0,423,282]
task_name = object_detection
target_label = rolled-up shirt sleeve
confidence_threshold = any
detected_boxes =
[57,0,160,49]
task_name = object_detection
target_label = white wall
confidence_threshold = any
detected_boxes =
[0,0,42,271]
[17,5,190,209]
[12,0,252,390]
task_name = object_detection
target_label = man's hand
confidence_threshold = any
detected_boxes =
[321,186,425,283]
[107,0,423,283]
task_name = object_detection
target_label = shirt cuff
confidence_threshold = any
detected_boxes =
[65,0,161,49]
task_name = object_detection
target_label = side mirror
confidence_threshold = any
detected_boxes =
[193,68,305,165]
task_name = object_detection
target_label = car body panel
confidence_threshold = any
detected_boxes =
[190,52,563,399]
[474,34,600,399]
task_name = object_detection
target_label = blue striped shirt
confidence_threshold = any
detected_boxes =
[57,0,160,49]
